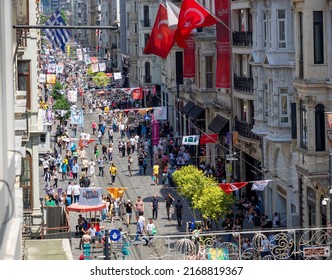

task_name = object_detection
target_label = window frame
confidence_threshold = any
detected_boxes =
[300,100,308,149]
[313,11,324,64]
[277,10,286,49]
[279,88,289,124]
[205,56,213,89]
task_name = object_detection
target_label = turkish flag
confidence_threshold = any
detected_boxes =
[176,0,218,48]
[219,182,248,194]
[143,3,176,58]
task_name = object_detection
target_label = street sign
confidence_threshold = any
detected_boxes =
[303,246,330,258]
[109,229,121,242]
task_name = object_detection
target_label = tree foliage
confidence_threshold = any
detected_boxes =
[172,165,234,220]
[92,72,109,88]
[51,81,70,121]
[52,81,64,100]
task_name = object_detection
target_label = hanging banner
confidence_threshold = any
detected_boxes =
[46,74,56,84]
[77,53,83,61]
[183,36,195,78]
[47,63,56,73]
[99,62,106,72]
[219,182,248,194]
[84,55,91,65]
[152,119,160,145]
[199,133,218,144]
[153,106,167,120]
[106,187,127,199]
[226,132,232,145]
[91,63,99,73]
[182,135,200,146]
[79,188,102,206]
[113,72,122,80]
[132,87,143,100]
[326,112,332,147]
[232,131,239,145]
[39,74,46,84]
[56,62,64,74]
[67,90,78,103]
[91,57,99,64]
[215,0,231,88]
[71,109,84,128]
[251,180,272,191]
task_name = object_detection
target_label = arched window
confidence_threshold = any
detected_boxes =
[145,62,151,83]
[315,104,325,151]
[21,152,33,211]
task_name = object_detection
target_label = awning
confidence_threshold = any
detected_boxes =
[188,105,205,120]
[208,114,229,134]
[67,203,106,213]
[182,101,195,115]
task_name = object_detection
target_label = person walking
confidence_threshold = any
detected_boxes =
[134,196,144,219]
[72,182,81,203]
[153,162,160,185]
[164,193,175,221]
[174,199,183,226]
[138,152,144,176]
[151,195,159,220]
[125,199,134,225]
[109,162,117,185]
[128,155,133,176]
[89,159,96,177]
[97,156,105,177]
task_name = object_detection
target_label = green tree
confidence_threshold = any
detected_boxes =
[52,81,64,100]
[92,72,110,88]
[52,96,71,123]
[172,165,234,220]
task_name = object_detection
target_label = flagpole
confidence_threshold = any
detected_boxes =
[13,25,119,30]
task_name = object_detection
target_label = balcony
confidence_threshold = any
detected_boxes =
[234,119,260,140]
[233,74,253,93]
[232,31,252,47]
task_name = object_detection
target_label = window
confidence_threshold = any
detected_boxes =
[263,83,269,118]
[315,104,325,151]
[134,23,138,34]
[263,11,271,48]
[277,10,286,49]
[313,11,324,64]
[135,44,138,55]
[205,56,213,89]
[145,62,151,83]
[40,133,46,144]
[17,60,31,110]
[133,2,137,12]
[279,88,288,123]
[300,100,308,149]
[263,11,268,48]
[143,6,150,27]
[21,152,32,211]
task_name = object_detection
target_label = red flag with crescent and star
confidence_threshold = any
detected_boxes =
[219,182,248,194]
[143,3,176,58]
[176,0,219,48]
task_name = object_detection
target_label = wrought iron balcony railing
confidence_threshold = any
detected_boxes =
[233,75,253,93]
[232,31,253,47]
[234,119,260,140]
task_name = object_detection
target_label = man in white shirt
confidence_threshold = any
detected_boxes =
[119,123,125,138]
[129,136,136,154]
[72,183,81,203]
[66,182,73,205]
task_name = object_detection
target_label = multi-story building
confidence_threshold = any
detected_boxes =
[292,0,332,227]
[70,0,89,47]
[1,0,43,259]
